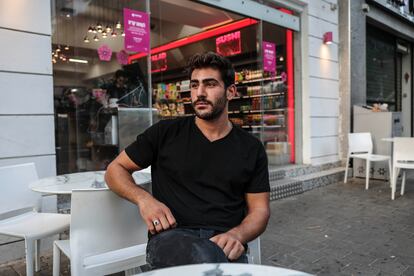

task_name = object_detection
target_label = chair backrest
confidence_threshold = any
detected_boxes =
[247,237,261,264]
[0,163,40,216]
[393,137,414,163]
[348,133,373,154]
[70,189,148,276]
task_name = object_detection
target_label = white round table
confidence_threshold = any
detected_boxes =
[29,170,151,194]
[137,263,312,276]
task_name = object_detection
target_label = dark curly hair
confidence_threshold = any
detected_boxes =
[187,52,235,89]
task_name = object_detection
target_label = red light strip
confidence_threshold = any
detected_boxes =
[286,28,295,163]
[277,7,295,163]
[128,18,258,63]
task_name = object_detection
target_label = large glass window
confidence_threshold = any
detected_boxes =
[52,0,296,173]
[366,24,398,110]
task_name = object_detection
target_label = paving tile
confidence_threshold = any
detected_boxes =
[340,263,381,276]
[260,238,301,260]
[267,252,299,267]
[0,266,19,276]
[402,266,414,276]
[369,258,408,276]
[291,248,326,264]
[396,255,414,266]
[305,257,348,275]
[296,240,328,252]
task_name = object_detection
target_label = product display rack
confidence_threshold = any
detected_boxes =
[151,59,291,165]
[153,68,288,143]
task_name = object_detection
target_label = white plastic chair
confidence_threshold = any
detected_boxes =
[246,237,261,264]
[391,137,414,200]
[53,189,148,276]
[344,133,392,189]
[0,163,70,276]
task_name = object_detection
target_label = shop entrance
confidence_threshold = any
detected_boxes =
[52,0,298,173]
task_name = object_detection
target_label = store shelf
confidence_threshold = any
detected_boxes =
[229,108,287,114]
[160,114,193,118]
[242,125,286,129]
[235,76,282,85]
[232,92,285,101]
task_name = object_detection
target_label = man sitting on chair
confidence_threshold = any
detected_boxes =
[105,52,270,269]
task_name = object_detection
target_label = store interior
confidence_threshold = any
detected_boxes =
[52,0,295,174]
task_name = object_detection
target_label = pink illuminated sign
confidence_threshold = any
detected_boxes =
[216,31,241,57]
[124,8,150,53]
[263,41,276,73]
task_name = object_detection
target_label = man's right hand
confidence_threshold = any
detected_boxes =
[138,196,177,234]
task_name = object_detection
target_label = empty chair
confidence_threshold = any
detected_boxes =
[344,133,392,190]
[391,137,414,200]
[53,189,148,276]
[0,163,70,276]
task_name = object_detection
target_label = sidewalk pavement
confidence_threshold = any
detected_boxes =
[262,176,414,276]
[1,177,413,276]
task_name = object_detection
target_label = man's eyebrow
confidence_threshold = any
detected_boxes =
[201,78,219,83]
[190,78,219,83]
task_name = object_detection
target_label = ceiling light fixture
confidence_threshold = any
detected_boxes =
[102,31,108,38]
[64,45,70,50]
[116,21,122,29]
[69,58,88,64]
[93,35,99,41]
[111,31,117,37]
[105,25,112,32]
[84,36,90,43]
[121,31,125,37]
[88,26,94,33]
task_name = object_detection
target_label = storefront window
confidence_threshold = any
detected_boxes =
[366,24,397,110]
[52,0,295,173]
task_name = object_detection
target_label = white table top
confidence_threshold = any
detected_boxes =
[137,263,312,276]
[29,170,151,194]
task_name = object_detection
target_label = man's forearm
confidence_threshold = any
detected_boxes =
[105,162,152,207]
[228,208,270,244]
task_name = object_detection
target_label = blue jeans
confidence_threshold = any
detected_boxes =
[146,228,248,269]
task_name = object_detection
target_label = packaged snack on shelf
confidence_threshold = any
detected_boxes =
[263,114,277,125]
[229,117,243,126]
[180,80,190,91]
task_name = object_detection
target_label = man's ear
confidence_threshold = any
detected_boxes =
[227,84,237,99]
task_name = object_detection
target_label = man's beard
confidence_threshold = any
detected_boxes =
[192,93,227,121]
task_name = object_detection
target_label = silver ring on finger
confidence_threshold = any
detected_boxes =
[152,219,160,226]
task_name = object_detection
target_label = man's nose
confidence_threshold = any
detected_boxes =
[195,85,207,97]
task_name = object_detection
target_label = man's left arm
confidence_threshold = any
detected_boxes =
[210,192,270,260]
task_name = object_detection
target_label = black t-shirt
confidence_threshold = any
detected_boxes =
[125,116,270,232]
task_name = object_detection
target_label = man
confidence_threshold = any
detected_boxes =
[107,69,128,99]
[105,52,270,269]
